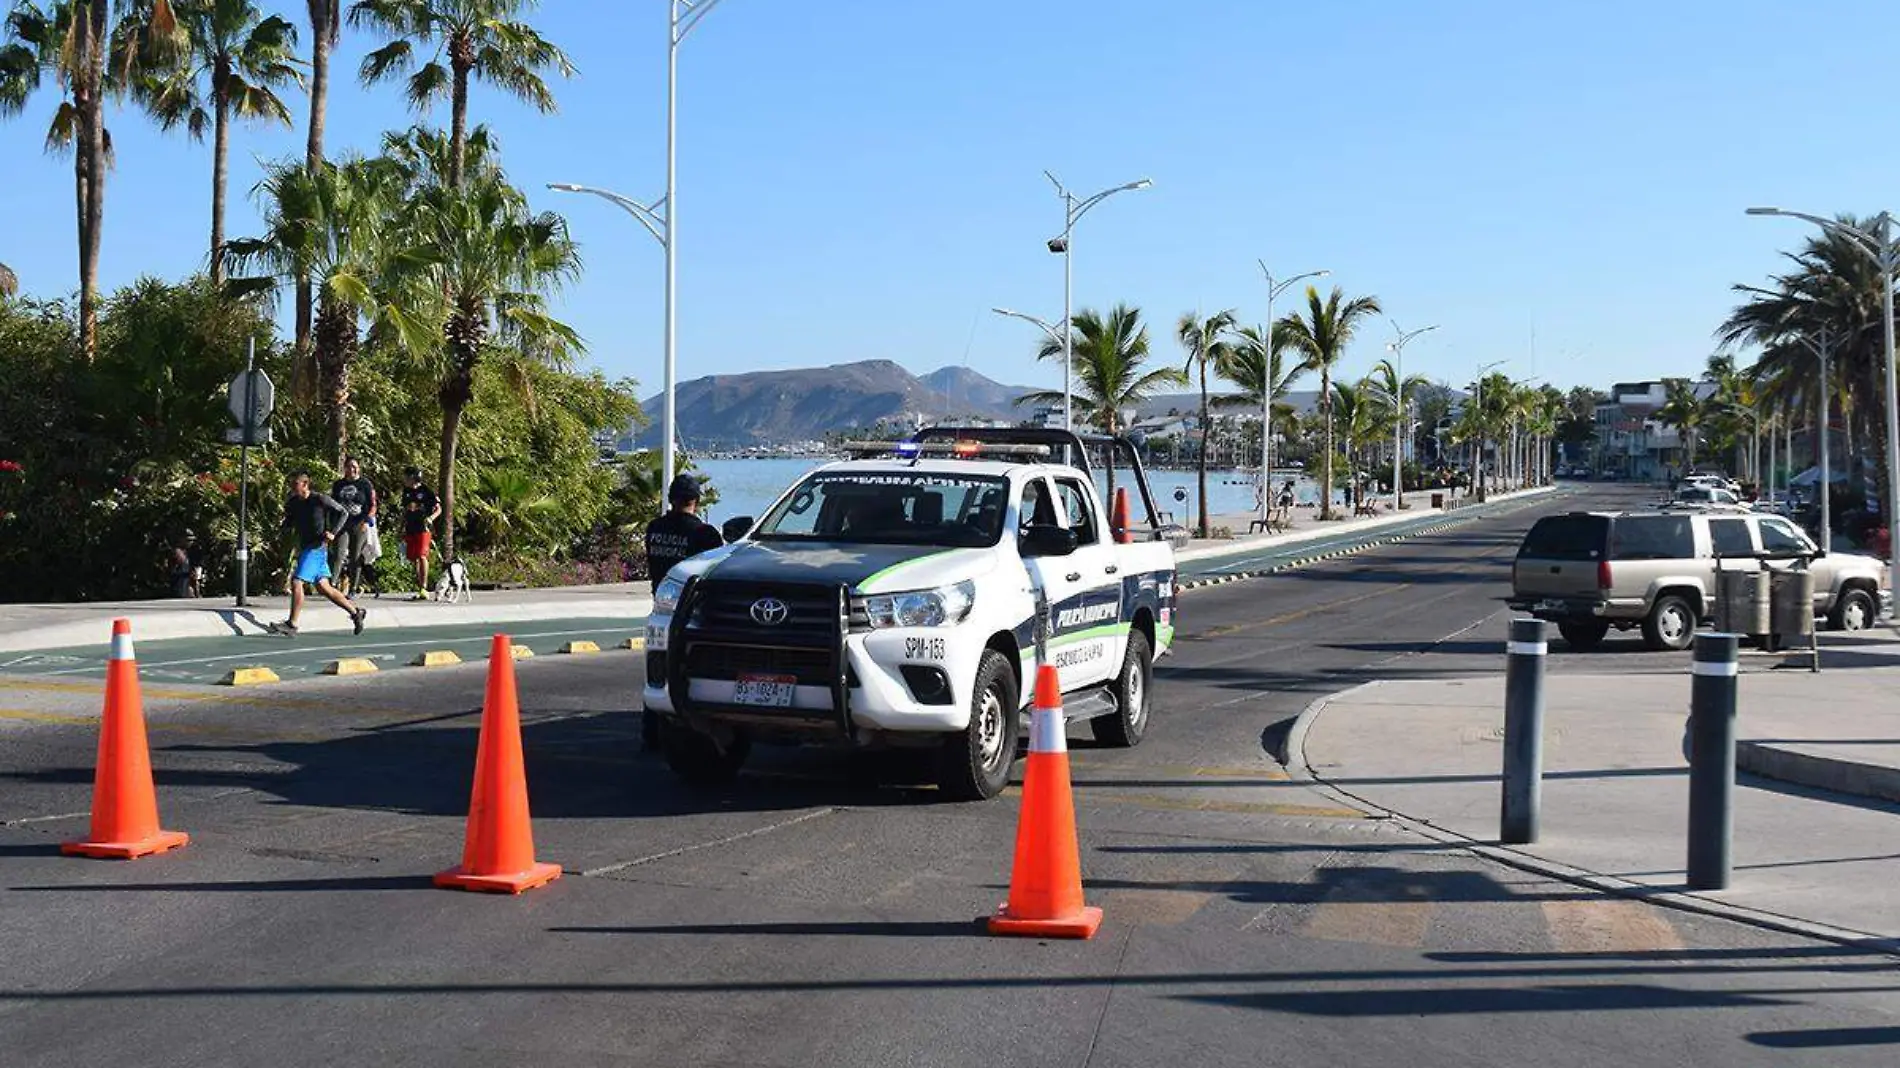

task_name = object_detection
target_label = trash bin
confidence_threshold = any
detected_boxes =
[1716,569,1770,636]
[1431,491,1445,509]
[1769,568,1817,638]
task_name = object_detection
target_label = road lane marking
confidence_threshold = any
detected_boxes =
[1095,888,1215,927]
[1543,899,1685,955]
[1301,880,1434,947]
[30,624,644,676]
[581,808,838,877]
[1194,584,1405,640]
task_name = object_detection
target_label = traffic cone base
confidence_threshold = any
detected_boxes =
[433,860,561,895]
[61,829,189,861]
[988,904,1103,939]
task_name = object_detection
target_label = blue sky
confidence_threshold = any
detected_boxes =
[4,0,1897,398]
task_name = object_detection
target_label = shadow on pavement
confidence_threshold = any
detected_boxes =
[1748,1026,1900,1048]
[12,874,430,893]
[549,920,986,938]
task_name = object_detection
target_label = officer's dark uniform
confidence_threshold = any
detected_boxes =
[642,473,724,748]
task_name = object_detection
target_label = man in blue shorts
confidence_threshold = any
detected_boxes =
[272,472,368,637]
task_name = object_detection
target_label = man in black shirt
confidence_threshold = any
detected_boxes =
[329,457,377,595]
[399,467,442,600]
[273,472,367,637]
[641,473,723,749]
[644,473,724,592]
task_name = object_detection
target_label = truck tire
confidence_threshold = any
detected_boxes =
[1642,594,1696,652]
[1091,630,1152,747]
[1831,587,1877,632]
[662,721,751,787]
[937,649,1019,801]
[1556,621,1609,652]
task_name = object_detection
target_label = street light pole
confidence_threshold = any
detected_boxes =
[1386,320,1439,510]
[1793,327,1837,552]
[992,308,1067,427]
[1472,359,1508,501]
[1256,264,1328,526]
[1747,207,1900,596]
[1044,173,1152,432]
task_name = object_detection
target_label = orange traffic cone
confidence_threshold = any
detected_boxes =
[1110,487,1134,544]
[987,664,1103,939]
[62,619,188,860]
[435,634,562,894]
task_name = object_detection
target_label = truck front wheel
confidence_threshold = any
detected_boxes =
[936,650,1019,801]
[662,721,751,787]
[1091,630,1152,747]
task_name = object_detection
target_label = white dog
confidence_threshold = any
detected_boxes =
[433,558,471,604]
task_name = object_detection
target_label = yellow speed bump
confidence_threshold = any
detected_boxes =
[558,640,600,655]
[219,666,281,687]
[410,650,462,668]
[322,657,379,677]
[508,645,534,660]
[620,637,645,650]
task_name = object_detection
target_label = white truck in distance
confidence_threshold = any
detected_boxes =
[642,428,1185,800]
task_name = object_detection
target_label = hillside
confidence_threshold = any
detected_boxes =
[636,360,1037,447]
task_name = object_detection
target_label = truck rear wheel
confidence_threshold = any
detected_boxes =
[1556,621,1609,652]
[936,650,1019,801]
[662,721,751,787]
[1091,630,1152,747]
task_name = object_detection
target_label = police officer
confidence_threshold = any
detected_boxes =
[641,473,724,748]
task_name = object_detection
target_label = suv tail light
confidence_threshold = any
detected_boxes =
[1597,560,1613,591]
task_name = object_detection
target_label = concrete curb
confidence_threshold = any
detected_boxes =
[1738,740,1900,804]
[1279,684,1900,958]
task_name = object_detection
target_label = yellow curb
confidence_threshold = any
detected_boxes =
[322,658,379,677]
[409,650,462,668]
[509,645,534,660]
[558,640,600,655]
[219,666,281,687]
[620,637,646,650]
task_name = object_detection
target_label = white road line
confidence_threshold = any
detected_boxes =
[581,807,838,877]
[38,624,642,676]
[3,810,91,825]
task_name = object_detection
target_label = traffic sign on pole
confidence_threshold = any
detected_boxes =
[226,369,275,431]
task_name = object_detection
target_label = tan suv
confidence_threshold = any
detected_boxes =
[1510,510,1889,651]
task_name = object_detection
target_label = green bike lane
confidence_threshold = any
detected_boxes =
[0,618,647,686]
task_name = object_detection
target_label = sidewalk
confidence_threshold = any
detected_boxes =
[0,583,654,654]
[1175,484,1557,565]
[1290,634,1900,949]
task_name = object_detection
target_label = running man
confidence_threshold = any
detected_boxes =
[273,472,367,637]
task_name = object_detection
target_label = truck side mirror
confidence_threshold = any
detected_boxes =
[1020,523,1078,558]
[721,516,754,542]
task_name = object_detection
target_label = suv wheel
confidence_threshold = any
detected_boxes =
[1091,630,1152,747]
[1556,621,1609,652]
[1832,587,1877,632]
[1642,594,1696,652]
[936,650,1020,801]
[662,721,751,786]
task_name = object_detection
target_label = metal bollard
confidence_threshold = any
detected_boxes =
[1687,633,1741,891]
[1500,618,1548,845]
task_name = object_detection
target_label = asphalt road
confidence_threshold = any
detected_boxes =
[0,483,1894,1067]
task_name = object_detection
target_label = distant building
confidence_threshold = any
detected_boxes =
[1592,380,1717,480]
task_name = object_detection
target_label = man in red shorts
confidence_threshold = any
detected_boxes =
[399,466,442,600]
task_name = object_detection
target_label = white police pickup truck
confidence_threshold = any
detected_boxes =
[643,428,1185,800]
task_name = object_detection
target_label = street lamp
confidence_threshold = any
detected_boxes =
[1256,263,1328,527]
[1471,359,1509,500]
[1045,173,1151,432]
[1747,207,1900,582]
[1793,326,1839,552]
[548,0,726,492]
[992,307,1067,426]
[1385,319,1438,510]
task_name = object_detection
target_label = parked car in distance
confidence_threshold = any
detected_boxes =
[1509,510,1891,651]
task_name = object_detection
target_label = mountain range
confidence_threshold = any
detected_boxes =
[636,360,1039,447]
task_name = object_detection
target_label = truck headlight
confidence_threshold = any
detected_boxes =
[653,574,685,615]
[862,580,975,629]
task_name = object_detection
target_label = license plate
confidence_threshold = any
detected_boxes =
[1537,599,1565,612]
[733,674,796,708]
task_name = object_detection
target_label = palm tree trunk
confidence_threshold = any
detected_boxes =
[209,75,230,286]
[296,0,334,360]
[438,376,471,561]
[1320,367,1335,520]
[448,55,471,189]
[77,1,107,361]
[1196,362,1210,538]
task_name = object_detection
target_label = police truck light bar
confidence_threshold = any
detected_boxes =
[842,440,1053,462]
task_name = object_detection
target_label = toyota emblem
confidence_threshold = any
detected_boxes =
[750,597,790,625]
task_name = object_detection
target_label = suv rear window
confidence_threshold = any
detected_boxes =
[1610,515,1695,560]
[1519,515,1608,560]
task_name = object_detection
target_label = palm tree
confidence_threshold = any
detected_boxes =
[0,261,16,296]
[390,143,584,559]
[295,0,342,358]
[1275,285,1383,519]
[1367,355,1428,491]
[1329,379,1391,510]
[1018,304,1185,436]
[128,0,302,286]
[349,0,572,190]
[226,154,414,466]
[1177,309,1237,537]
[1658,377,1705,474]
[1218,322,1307,501]
[2,1,174,358]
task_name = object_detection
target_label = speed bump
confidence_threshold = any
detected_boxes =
[509,645,534,660]
[558,640,600,655]
[322,657,379,676]
[620,637,645,650]
[219,666,280,687]
[410,650,462,667]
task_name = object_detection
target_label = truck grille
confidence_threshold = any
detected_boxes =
[684,643,836,686]
[692,580,843,632]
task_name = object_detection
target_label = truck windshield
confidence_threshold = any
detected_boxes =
[752,472,1010,548]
